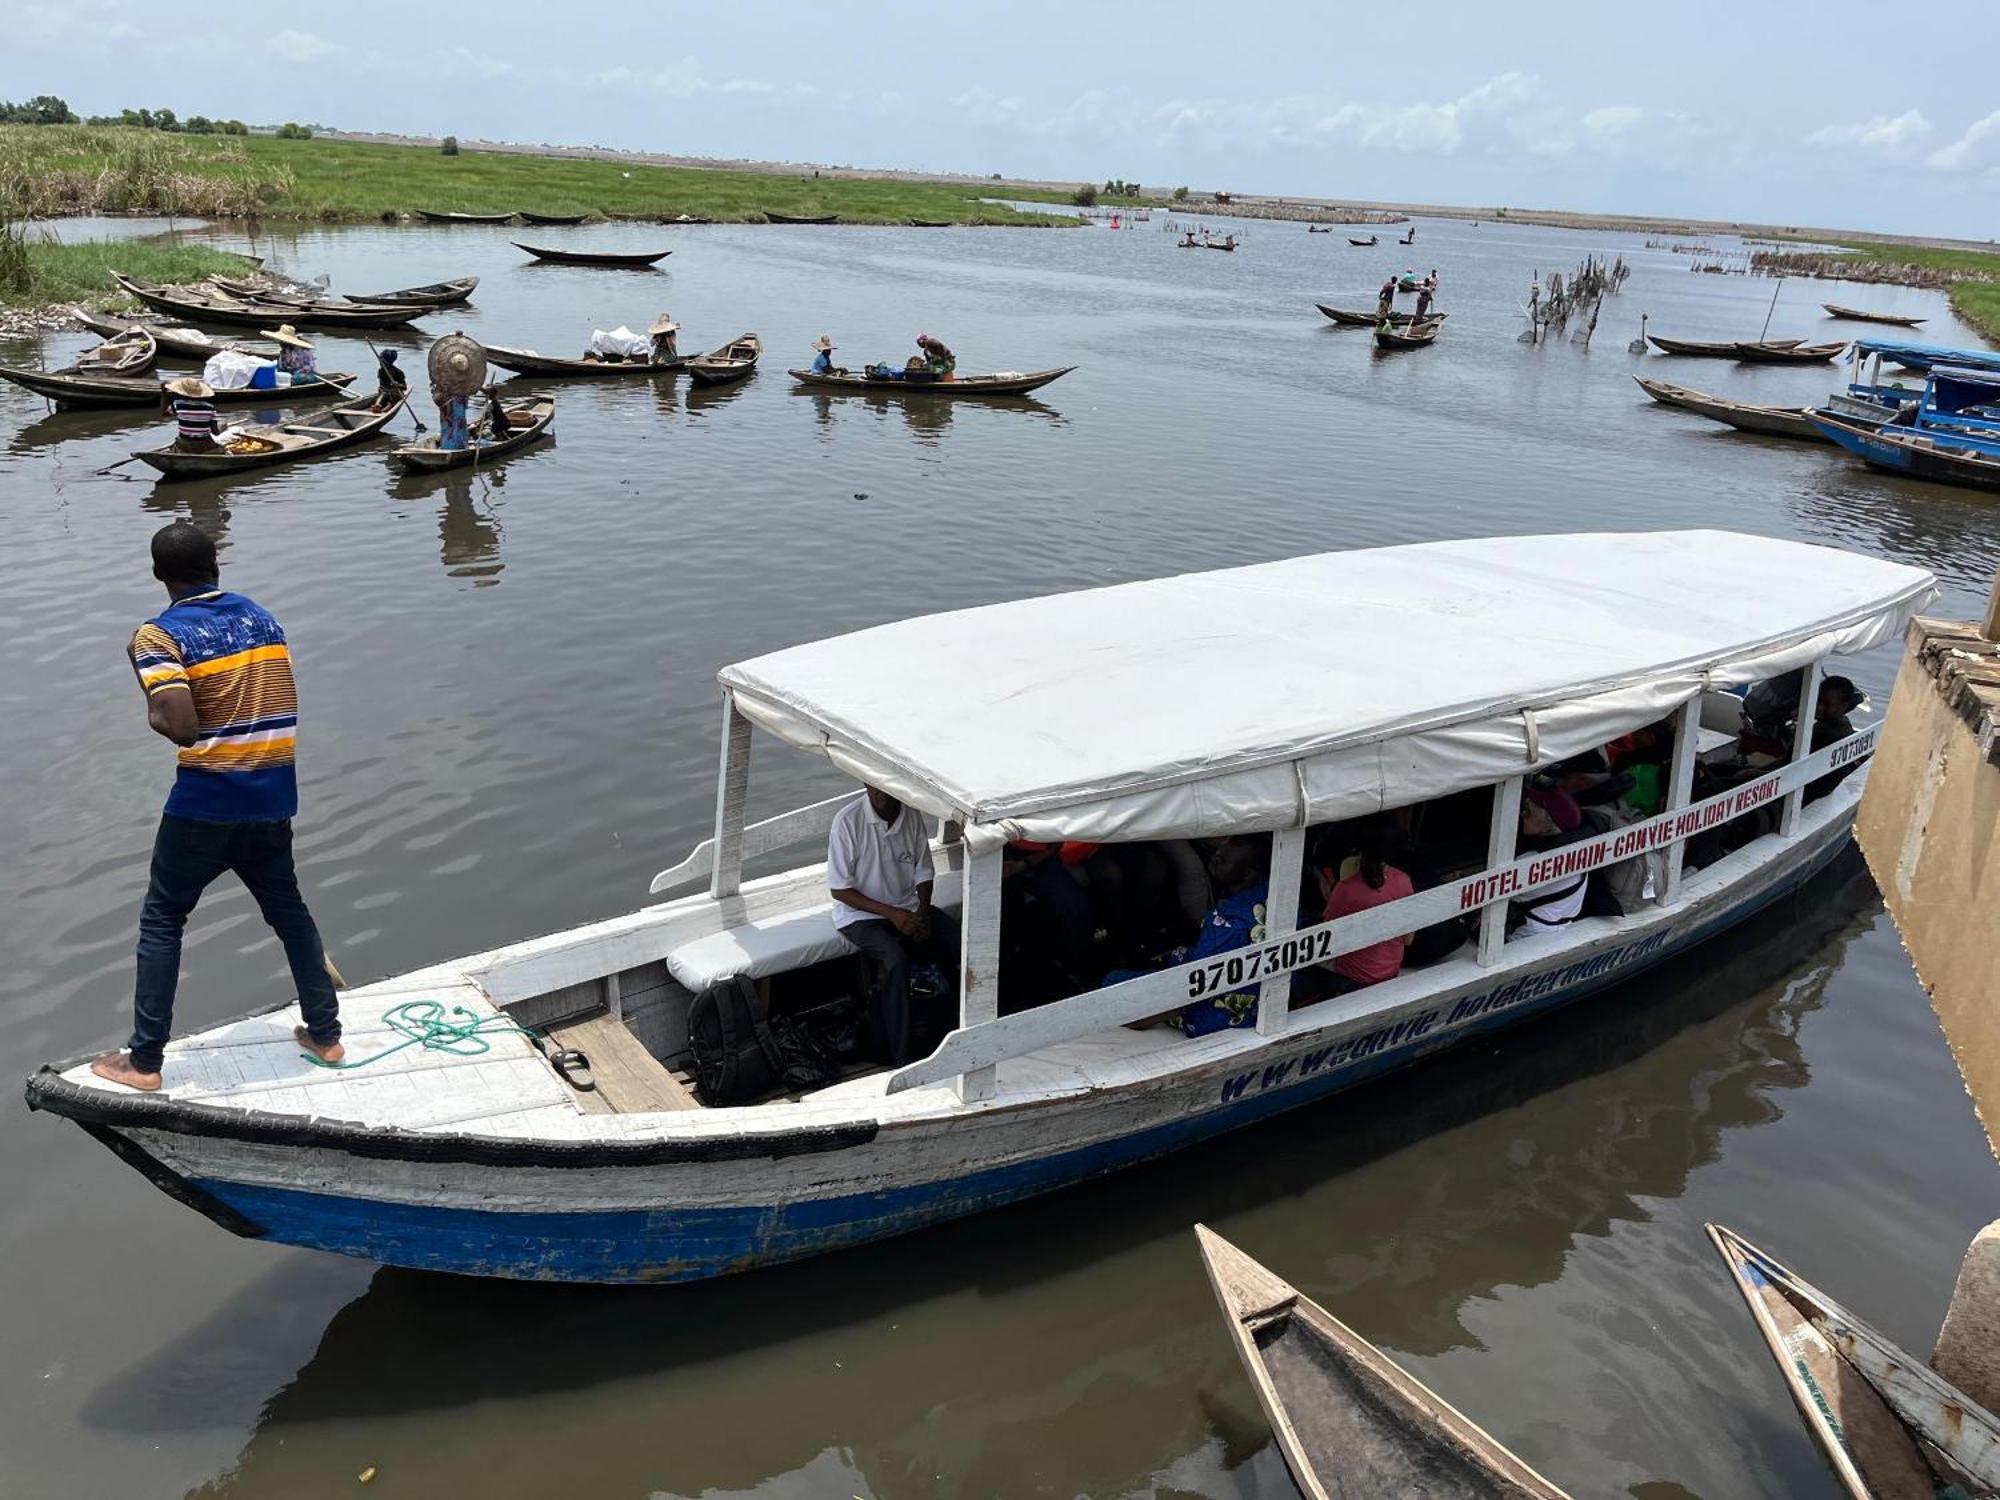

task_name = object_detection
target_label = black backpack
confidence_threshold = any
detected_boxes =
[687,977,785,1105]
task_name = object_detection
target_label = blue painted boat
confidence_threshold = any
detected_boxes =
[1814,363,2000,491]
[25,533,1934,1283]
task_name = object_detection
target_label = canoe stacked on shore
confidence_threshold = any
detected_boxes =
[112,274,430,331]
[70,308,277,364]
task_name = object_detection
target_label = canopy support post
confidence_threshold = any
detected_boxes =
[954,842,1002,1103]
[1779,660,1823,839]
[1256,826,1307,1036]
[1661,696,1703,906]
[1479,776,1524,966]
[709,695,752,899]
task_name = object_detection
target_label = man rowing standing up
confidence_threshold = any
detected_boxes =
[371,349,408,412]
[93,522,343,1091]
[828,785,960,1066]
[1377,274,1397,320]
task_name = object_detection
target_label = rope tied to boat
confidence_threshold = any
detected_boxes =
[300,998,538,1070]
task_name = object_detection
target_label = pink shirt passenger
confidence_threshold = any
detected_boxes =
[1324,864,1416,986]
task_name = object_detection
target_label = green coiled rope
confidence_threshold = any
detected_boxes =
[299,998,539,1070]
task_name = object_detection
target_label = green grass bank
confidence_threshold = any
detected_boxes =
[0,229,246,309]
[0,126,1074,227]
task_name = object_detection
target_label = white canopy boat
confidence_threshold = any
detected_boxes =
[27,531,1933,1283]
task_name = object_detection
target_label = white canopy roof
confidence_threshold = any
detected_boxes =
[720,532,1934,841]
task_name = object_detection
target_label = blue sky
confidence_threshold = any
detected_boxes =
[11,0,1999,237]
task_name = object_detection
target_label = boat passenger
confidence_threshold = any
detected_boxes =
[435,385,471,451]
[1113,838,1269,1037]
[93,521,344,1092]
[916,334,956,380]
[371,349,408,412]
[810,336,840,376]
[1319,819,1415,994]
[163,376,221,452]
[1804,676,1866,803]
[828,786,962,1066]
[480,385,512,440]
[262,323,319,384]
[1001,839,1099,988]
[649,313,680,363]
[1509,799,1591,935]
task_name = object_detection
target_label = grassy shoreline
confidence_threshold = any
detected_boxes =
[0,126,1075,228]
[0,233,248,313]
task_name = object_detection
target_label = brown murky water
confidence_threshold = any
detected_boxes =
[2,215,1995,1499]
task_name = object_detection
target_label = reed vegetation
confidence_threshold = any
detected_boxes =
[0,225,245,307]
[0,126,1070,227]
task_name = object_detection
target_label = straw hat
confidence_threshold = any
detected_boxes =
[426,332,488,397]
[259,323,314,349]
[648,313,680,335]
[164,376,214,399]
[811,336,836,352]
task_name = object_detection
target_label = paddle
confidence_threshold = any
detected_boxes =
[363,337,427,435]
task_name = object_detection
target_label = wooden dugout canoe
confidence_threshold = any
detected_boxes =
[1822,304,1926,328]
[482,344,688,377]
[1708,1223,2000,1499]
[0,366,355,412]
[763,210,839,224]
[685,334,760,387]
[417,209,516,224]
[69,308,276,364]
[1375,318,1443,350]
[111,274,429,331]
[135,397,395,481]
[1649,334,1800,358]
[518,211,589,226]
[1734,339,1849,365]
[388,396,554,472]
[1317,303,1448,327]
[788,366,1076,396]
[0,329,160,406]
[1346,235,1377,246]
[209,275,469,311]
[513,242,671,268]
[1632,376,1829,442]
[1196,1226,1570,1499]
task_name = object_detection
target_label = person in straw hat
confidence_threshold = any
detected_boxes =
[649,313,680,364]
[809,335,843,376]
[161,375,222,452]
[261,323,320,384]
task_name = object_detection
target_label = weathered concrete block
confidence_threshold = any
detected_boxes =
[1935,1221,2000,1414]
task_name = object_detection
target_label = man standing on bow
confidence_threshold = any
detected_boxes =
[93,522,344,1091]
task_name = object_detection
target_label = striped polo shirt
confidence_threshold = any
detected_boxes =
[129,587,299,822]
[172,397,219,443]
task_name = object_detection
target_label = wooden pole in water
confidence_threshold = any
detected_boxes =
[1983,566,2000,642]
[1758,276,1783,341]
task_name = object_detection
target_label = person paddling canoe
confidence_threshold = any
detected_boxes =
[810,335,843,376]
[162,376,222,452]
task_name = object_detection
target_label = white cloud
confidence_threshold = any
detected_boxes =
[269,30,338,63]
[1928,110,2000,174]
[445,47,515,81]
[1807,109,1932,150]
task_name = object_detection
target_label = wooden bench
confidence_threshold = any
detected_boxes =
[547,1010,700,1114]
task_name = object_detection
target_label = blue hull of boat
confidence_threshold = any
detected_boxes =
[190,833,1847,1282]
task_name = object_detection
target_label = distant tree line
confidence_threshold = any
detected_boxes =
[1103,178,1142,197]
[0,97,280,135]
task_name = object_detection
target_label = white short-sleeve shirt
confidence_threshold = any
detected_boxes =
[827,795,934,929]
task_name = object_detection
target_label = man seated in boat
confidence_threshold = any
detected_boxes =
[809,336,843,376]
[162,376,222,452]
[262,324,319,384]
[1509,796,1593,936]
[649,314,679,363]
[1804,677,1866,803]
[916,334,955,380]
[827,786,961,1065]
[370,350,408,413]
[1114,837,1270,1037]
[477,385,513,440]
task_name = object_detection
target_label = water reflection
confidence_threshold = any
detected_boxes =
[132,855,1876,1500]
[7,404,157,457]
[139,478,235,551]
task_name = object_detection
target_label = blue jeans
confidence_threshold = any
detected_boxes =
[131,814,340,1071]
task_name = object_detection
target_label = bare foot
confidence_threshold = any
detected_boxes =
[294,1026,346,1065]
[90,1051,162,1092]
